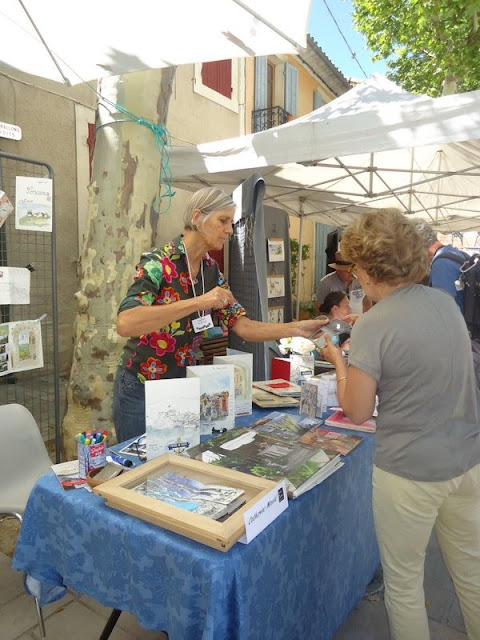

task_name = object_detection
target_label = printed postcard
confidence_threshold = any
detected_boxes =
[15,176,53,232]
[145,378,200,460]
[186,364,235,435]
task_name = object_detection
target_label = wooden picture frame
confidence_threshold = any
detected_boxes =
[94,453,278,552]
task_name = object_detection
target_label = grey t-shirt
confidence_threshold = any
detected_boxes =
[348,284,480,481]
[316,272,363,312]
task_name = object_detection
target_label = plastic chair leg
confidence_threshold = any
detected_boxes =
[35,596,46,638]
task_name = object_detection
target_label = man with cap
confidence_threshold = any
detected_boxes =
[316,251,366,314]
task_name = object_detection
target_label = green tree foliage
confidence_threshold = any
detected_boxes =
[352,0,480,95]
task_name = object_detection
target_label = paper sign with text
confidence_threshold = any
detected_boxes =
[239,481,288,544]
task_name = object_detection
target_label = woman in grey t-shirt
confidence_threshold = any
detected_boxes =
[323,208,480,640]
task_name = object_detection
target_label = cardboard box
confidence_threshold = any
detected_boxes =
[271,355,315,385]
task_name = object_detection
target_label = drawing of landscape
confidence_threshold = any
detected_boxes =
[187,365,235,435]
[145,378,201,460]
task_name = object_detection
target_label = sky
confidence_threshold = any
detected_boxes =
[307,0,387,80]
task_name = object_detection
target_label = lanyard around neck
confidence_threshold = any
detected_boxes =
[184,244,205,318]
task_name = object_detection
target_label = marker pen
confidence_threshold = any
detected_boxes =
[108,452,134,468]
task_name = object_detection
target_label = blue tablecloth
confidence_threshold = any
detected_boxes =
[12,409,379,640]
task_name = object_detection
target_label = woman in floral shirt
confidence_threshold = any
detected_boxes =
[113,187,327,442]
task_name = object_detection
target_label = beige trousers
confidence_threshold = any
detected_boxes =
[372,464,480,640]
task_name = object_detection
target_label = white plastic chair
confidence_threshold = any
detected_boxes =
[0,403,53,638]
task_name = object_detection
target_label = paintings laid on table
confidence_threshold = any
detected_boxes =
[186,364,235,435]
[267,238,285,262]
[267,276,285,299]
[325,409,377,433]
[252,389,300,409]
[186,411,348,498]
[252,379,302,397]
[145,378,201,460]
[93,453,279,551]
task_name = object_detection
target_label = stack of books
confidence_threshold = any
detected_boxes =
[185,411,364,498]
[325,409,376,433]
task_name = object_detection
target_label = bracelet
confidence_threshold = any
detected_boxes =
[336,376,347,383]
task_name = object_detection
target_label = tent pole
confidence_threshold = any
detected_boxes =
[296,197,305,319]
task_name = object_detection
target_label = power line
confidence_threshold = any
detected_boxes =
[321,0,369,78]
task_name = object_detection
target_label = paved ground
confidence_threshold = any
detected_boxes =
[0,527,467,640]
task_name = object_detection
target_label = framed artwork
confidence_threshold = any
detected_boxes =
[267,237,285,262]
[267,276,285,299]
[268,306,284,323]
[94,454,278,552]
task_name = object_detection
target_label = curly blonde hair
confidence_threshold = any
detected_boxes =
[340,209,429,285]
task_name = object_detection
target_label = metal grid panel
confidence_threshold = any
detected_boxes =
[0,152,59,458]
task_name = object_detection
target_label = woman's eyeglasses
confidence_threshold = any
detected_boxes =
[348,265,358,280]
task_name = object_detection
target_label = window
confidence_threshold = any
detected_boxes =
[267,62,274,109]
[201,60,232,99]
[284,63,298,116]
[194,59,239,112]
[313,90,324,111]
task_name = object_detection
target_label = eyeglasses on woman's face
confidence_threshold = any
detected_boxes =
[348,265,358,280]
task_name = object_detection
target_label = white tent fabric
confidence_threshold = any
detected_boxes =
[0,0,310,85]
[171,75,480,233]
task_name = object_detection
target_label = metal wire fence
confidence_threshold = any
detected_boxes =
[0,151,60,460]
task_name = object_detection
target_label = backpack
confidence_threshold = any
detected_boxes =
[432,250,480,341]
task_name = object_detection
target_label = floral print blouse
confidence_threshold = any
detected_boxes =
[118,235,246,382]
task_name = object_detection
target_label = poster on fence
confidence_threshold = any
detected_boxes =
[0,267,31,304]
[15,177,53,232]
[0,190,14,229]
[0,319,43,376]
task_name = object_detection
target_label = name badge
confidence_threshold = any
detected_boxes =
[192,313,214,333]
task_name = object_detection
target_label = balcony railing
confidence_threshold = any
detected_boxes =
[252,106,289,132]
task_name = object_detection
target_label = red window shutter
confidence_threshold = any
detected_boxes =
[201,60,232,98]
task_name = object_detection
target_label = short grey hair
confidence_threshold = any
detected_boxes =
[412,219,438,248]
[183,187,235,230]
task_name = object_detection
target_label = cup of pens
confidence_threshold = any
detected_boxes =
[77,430,108,479]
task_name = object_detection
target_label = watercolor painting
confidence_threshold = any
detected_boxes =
[267,275,285,299]
[268,306,284,323]
[267,237,285,262]
[187,364,235,435]
[145,378,201,460]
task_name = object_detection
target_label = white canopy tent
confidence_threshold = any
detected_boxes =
[170,75,480,234]
[0,0,310,85]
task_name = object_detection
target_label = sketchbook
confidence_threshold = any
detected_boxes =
[325,410,376,433]
[185,412,343,498]
[252,389,300,408]
[299,427,364,455]
[252,379,302,397]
